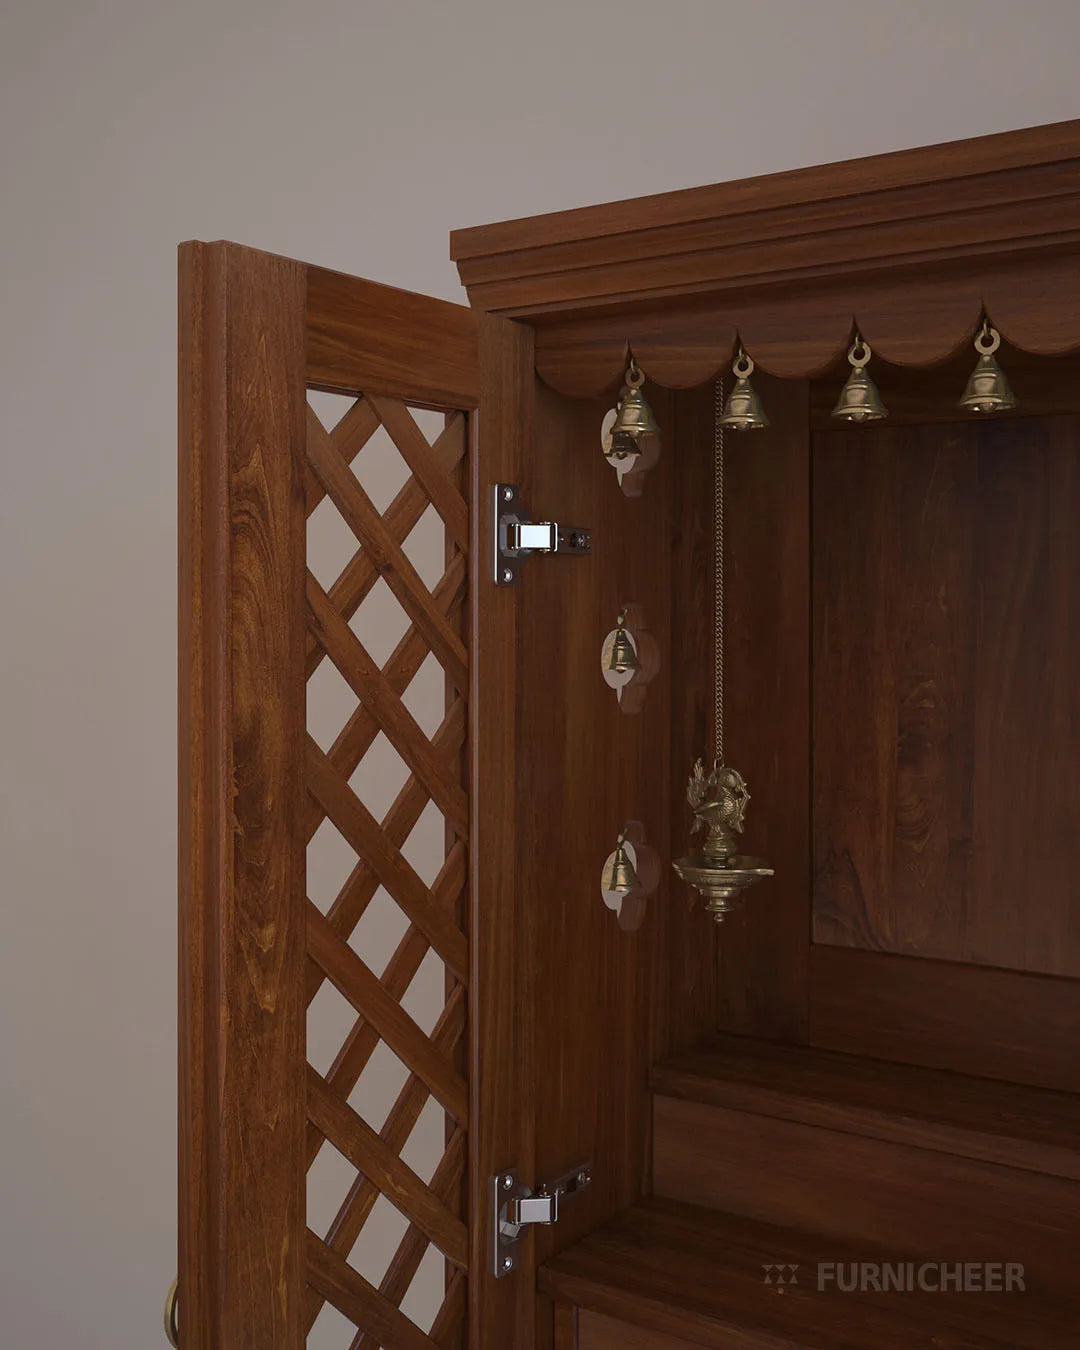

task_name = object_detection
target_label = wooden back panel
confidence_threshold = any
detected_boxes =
[671,369,1080,1093]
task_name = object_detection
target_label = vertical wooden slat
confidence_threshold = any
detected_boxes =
[179,240,307,1350]
[470,313,534,1350]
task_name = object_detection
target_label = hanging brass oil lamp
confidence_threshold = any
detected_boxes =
[673,379,773,923]
[959,319,1017,414]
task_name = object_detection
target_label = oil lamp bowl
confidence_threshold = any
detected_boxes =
[672,853,774,924]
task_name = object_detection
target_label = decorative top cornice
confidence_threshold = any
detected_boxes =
[451,120,1080,393]
[450,120,1080,321]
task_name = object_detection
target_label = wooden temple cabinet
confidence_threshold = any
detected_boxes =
[178,119,1080,1350]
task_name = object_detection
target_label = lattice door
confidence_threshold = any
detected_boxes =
[180,243,530,1350]
[304,391,470,1350]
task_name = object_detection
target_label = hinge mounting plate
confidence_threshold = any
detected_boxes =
[491,1162,592,1277]
[493,483,591,585]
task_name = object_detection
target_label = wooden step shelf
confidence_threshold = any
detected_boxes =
[650,1034,1080,1180]
[649,1035,1080,1307]
[539,1197,1079,1350]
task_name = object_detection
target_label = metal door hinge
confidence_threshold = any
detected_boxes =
[491,1162,592,1276]
[493,483,591,585]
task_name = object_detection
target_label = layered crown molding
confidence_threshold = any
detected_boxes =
[450,120,1080,394]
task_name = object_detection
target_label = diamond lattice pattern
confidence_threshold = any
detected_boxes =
[303,392,470,1350]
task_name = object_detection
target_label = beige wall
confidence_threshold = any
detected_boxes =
[2,1,1079,1345]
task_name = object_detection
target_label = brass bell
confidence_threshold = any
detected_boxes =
[605,833,641,896]
[959,321,1017,414]
[720,348,769,430]
[832,336,888,423]
[605,610,640,676]
[606,363,660,459]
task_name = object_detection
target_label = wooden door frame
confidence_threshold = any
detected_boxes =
[178,241,534,1349]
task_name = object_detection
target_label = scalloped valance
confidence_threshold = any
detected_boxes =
[451,120,1080,395]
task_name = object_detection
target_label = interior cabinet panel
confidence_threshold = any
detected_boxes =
[578,1310,699,1350]
[813,415,1080,977]
[520,381,676,1262]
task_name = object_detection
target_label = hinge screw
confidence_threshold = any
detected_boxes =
[503,487,514,501]
[502,1256,514,1272]
[501,568,513,584]
[502,1174,514,1191]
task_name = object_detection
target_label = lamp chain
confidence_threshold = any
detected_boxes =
[713,377,725,767]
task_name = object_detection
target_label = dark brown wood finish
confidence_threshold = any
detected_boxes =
[541,1198,1078,1350]
[578,1312,698,1350]
[553,1301,577,1350]
[470,312,536,1350]
[307,264,480,406]
[451,120,1080,393]
[810,946,1080,1092]
[179,240,308,1350]
[653,1095,1080,1299]
[520,381,674,1279]
[665,387,719,1048]
[813,415,1080,976]
[180,244,539,1349]
[651,1034,1080,1180]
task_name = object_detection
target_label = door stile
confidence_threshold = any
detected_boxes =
[178,240,309,1350]
[470,314,535,1350]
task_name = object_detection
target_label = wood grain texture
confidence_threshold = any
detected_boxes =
[971,416,1080,976]
[307,998,467,1332]
[448,121,1080,395]
[306,407,469,692]
[651,1034,1080,1182]
[178,240,307,1350]
[351,1130,468,1349]
[306,570,469,833]
[307,1066,468,1269]
[307,901,469,1123]
[553,1300,578,1350]
[307,1231,437,1350]
[578,1311,698,1350]
[665,385,720,1048]
[452,120,1080,265]
[306,738,469,981]
[307,263,480,406]
[540,1198,1077,1350]
[810,946,1080,1093]
[305,411,467,679]
[369,395,470,551]
[653,1095,1080,1301]
[451,121,1080,379]
[469,312,535,1350]
[520,381,674,1276]
[813,416,1080,977]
